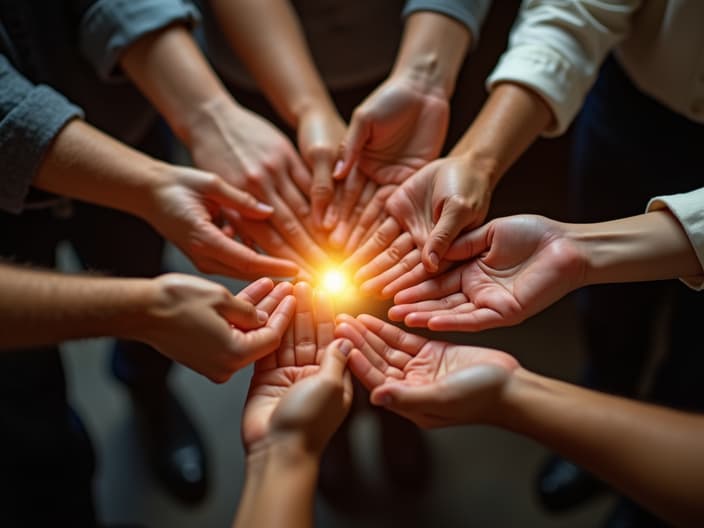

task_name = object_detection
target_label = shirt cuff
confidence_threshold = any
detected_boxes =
[486,44,587,137]
[79,0,201,81]
[0,86,83,214]
[647,191,704,291]
[402,0,491,50]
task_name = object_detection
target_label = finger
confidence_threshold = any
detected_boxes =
[445,223,492,261]
[393,266,464,304]
[236,277,275,305]
[277,166,312,222]
[379,258,453,300]
[388,292,468,324]
[319,338,353,380]
[335,315,405,376]
[276,312,296,367]
[347,348,386,391]
[423,196,476,272]
[370,381,441,412]
[197,224,299,279]
[236,294,296,366]
[209,175,274,220]
[343,185,395,256]
[359,248,422,299]
[356,314,427,354]
[327,166,366,233]
[254,281,295,315]
[218,294,265,330]
[286,149,314,195]
[427,309,505,332]
[343,217,402,277]
[355,232,414,284]
[314,289,336,360]
[334,110,371,180]
[330,178,377,250]
[311,156,335,229]
[294,281,316,365]
[223,209,316,277]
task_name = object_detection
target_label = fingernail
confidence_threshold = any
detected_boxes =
[428,251,439,270]
[257,310,268,323]
[337,339,352,356]
[333,160,344,177]
[323,208,338,230]
[255,202,274,214]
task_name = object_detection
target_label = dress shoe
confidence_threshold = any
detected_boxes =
[379,409,432,494]
[601,497,670,528]
[128,385,209,505]
[536,455,608,512]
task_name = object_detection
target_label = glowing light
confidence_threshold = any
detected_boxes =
[321,269,348,294]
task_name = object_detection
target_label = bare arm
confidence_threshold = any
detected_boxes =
[500,369,704,527]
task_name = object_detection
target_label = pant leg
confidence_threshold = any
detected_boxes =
[569,56,704,399]
[0,207,97,527]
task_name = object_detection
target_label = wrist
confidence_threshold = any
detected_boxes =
[491,367,551,431]
[110,278,164,343]
[180,92,240,148]
[450,150,501,192]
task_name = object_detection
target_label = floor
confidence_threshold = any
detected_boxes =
[56,3,625,526]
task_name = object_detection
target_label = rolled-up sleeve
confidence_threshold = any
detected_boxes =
[0,56,83,214]
[79,0,201,81]
[402,0,493,48]
[486,0,640,136]
[646,188,704,291]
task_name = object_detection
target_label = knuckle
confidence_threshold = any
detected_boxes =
[311,182,334,200]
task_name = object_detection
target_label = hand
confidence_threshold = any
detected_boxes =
[334,75,449,185]
[132,275,296,383]
[385,154,493,273]
[297,105,347,230]
[143,164,300,279]
[335,314,519,428]
[187,96,329,269]
[242,282,353,454]
[389,215,584,331]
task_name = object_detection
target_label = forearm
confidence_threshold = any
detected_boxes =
[391,11,472,99]
[449,83,552,190]
[119,23,233,146]
[233,438,318,528]
[0,264,154,349]
[497,369,704,527]
[33,119,167,222]
[571,209,703,285]
[210,0,336,128]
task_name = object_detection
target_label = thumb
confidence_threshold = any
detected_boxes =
[319,338,353,379]
[370,382,438,412]
[422,196,472,272]
[444,222,492,261]
[217,293,268,330]
[333,111,372,180]
[209,176,274,220]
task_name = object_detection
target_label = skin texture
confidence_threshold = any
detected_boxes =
[210,0,347,230]
[336,314,704,527]
[387,210,702,332]
[33,119,299,280]
[119,23,327,276]
[0,268,296,383]
[328,11,472,249]
[233,283,353,528]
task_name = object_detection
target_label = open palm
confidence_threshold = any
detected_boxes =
[389,215,585,331]
[242,282,352,454]
[335,314,519,428]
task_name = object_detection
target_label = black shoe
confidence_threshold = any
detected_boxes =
[379,410,432,494]
[602,497,670,528]
[128,385,209,505]
[536,455,608,512]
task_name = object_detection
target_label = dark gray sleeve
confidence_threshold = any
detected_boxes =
[78,0,201,81]
[402,0,493,48]
[0,56,83,214]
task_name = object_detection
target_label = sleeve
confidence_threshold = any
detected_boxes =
[78,0,201,81]
[0,56,84,214]
[646,188,704,291]
[402,0,493,49]
[486,0,641,136]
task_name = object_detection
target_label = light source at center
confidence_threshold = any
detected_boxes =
[321,269,348,295]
